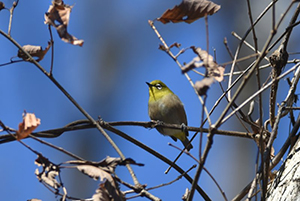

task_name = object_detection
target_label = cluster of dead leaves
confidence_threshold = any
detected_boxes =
[155,0,222,96]
[16,0,83,63]
[45,0,84,46]
[16,112,41,140]
[181,46,224,96]
[35,155,143,201]
[157,0,220,24]
[35,155,61,191]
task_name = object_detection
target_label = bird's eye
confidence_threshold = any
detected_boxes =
[155,84,162,90]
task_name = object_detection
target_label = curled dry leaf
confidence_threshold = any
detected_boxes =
[181,57,202,73]
[17,112,41,140]
[75,164,124,200]
[17,42,51,62]
[56,24,84,46]
[191,46,224,82]
[0,2,5,11]
[35,155,61,190]
[247,100,255,117]
[45,1,84,46]
[182,188,190,201]
[92,181,125,201]
[44,0,71,26]
[195,77,214,96]
[66,157,134,201]
[63,157,142,201]
[97,156,144,173]
[158,0,221,24]
[77,165,111,181]
[66,156,144,175]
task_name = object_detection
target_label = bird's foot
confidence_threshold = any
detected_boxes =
[180,123,187,132]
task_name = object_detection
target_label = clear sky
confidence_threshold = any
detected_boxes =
[0,0,299,200]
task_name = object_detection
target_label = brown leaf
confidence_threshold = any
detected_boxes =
[35,155,60,190]
[44,1,72,26]
[181,57,201,73]
[191,46,224,82]
[158,0,221,24]
[17,112,41,140]
[18,42,51,62]
[92,180,125,201]
[66,156,144,175]
[194,77,214,96]
[76,165,111,181]
[45,1,84,46]
[56,25,84,46]
[70,158,128,201]
[0,2,5,11]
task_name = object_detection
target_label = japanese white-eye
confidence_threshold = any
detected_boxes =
[146,80,193,151]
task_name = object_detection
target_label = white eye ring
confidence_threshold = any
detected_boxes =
[155,84,162,90]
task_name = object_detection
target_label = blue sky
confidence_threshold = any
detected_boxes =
[0,0,299,200]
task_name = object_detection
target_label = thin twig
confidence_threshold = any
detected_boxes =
[0,28,152,199]
[48,25,54,75]
[8,0,19,36]
[0,59,24,67]
[247,0,265,196]
[227,0,278,101]
[148,20,212,126]
[233,63,300,200]
[221,62,300,125]
[170,143,228,201]
[29,135,85,161]
[231,31,269,62]
[103,123,211,200]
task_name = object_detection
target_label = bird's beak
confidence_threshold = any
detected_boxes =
[146,82,155,97]
[146,82,152,87]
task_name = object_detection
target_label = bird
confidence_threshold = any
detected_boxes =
[146,80,193,151]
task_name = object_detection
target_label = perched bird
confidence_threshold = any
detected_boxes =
[146,80,193,151]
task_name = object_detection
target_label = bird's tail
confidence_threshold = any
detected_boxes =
[181,137,193,151]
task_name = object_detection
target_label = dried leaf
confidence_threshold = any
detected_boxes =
[97,157,144,173]
[158,0,221,24]
[18,42,51,62]
[0,2,5,11]
[182,188,190,201]
[159,44,167,51]
[191,46,224,82]
[212,66,225,82]
[170,42,181,49]
[27,199,42,201]
[77,165,111,181]
[195,77,214,96]
[70,157,130,201]
[181,57,201,73]
[35,155,60,190]
[44,1,72,26]
[45,1,84,46]
[92,181,125,201]
[66,156,144,175]
[56,24,84,46]
[17,112,41,140]
[247,100,255,117]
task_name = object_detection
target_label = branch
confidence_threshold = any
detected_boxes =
[0,28,145,197]
[0,120,254,144]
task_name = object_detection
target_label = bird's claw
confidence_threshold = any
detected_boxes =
[180,123,187,132]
